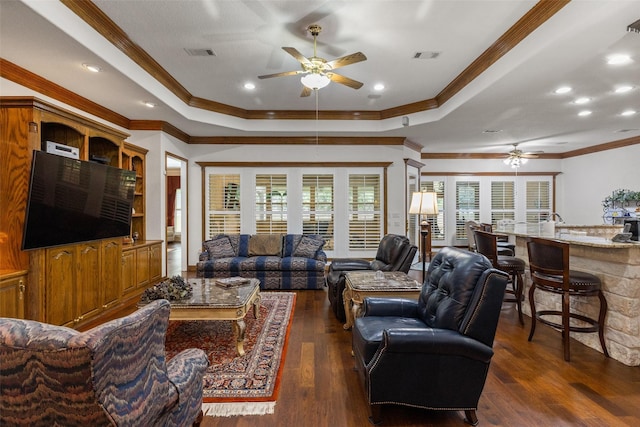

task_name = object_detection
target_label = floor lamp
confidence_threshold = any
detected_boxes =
[409,191,439,280]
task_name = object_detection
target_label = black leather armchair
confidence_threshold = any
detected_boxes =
[327,234,417,322]
[352,246,508,425]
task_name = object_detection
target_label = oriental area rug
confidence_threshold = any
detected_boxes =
[164,292,295,417]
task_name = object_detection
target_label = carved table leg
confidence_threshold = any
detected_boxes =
[234,319,246,356]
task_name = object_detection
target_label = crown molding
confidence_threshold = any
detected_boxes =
[60,0,567,121]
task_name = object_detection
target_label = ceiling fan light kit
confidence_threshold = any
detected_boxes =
[301,73,330,90]
[258,24,367,97]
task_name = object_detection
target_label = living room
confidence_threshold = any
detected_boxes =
[2,1,640,425]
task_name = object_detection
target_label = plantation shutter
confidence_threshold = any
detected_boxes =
[456,181,480,239]
[526,181,551,223]
[420,180,445,240]
[206,173,241,238]
[348,174,382,250]
[491,181,515,227]
[255,174,287,234]
[302,174,334,250]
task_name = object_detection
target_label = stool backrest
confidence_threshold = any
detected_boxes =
[474,229,499,267]
[526,236,570,291]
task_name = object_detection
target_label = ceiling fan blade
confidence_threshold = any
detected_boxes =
[328,73,363,89]
[300,86,312,97]
[258,70,303,79]
[326,52,367,70]
[282,47,313,66]
[522,153,540,158]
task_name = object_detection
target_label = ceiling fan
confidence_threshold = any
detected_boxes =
[258,24,367,97]
[503,143,542,168]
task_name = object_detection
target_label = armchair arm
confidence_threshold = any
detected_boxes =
[362,297,419,318]
[330,258,372,271]
[166,348,209,406]
[381,328,493,363]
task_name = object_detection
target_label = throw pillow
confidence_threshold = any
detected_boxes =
[249,234,282,256]
[292,235,325,258]
[204,236,236,258]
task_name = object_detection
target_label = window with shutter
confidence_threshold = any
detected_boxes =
[302,174,334,250]
[420,180,445,240]
[526,181,551,223]
[491,180,515,228]
[349,174,382,250]
[255,174,287,234]
[205,173,241,238]
[456,181,480,239]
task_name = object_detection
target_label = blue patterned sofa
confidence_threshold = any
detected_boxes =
[197,234,327,290]
[0,299,209,427]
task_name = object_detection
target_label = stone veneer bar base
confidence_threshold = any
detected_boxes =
[508,231,640,366]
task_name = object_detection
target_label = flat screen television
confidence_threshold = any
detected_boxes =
[22,150,137,250]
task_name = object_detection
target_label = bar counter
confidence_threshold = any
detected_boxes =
[501,225,640,366]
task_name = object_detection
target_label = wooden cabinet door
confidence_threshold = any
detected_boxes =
[136,246,150,288]
[149,243,162,282]
[101,239,122,307]
[46,246,75,326]
[121,249,136,294]
[0,273,26,319]
[77,243,102,323]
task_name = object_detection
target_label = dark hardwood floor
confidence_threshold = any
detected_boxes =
[196,283,640,426]
[120,265,639,426]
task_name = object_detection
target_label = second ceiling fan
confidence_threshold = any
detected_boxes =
[258,24,367,97]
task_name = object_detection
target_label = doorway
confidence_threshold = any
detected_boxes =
[166,153,187,276]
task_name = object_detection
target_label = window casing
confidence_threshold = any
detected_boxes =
[420,175,553,245]
[203,167,384,256]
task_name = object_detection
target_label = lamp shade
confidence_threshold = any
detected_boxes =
[409,191,439,215]
[301,73,330,90]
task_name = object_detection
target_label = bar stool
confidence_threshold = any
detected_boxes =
[474,229,525,324]
[525,236,609,362]
[479,222,516,256]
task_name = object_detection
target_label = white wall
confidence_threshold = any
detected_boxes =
[558,145,640,225]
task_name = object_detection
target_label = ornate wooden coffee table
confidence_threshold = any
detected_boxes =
[342,271,421,330]
[163,278,261,356]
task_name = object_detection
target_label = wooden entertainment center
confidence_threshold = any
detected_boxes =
[0,97,163,328]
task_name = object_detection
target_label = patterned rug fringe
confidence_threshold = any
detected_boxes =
[202,401,276,417]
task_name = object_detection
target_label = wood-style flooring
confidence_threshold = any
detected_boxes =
[122,252,639,427]
[197,280,640,426]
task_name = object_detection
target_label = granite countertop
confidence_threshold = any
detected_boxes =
[504,231,639,248]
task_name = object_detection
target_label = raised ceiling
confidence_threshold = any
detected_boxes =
[1,0,639,154]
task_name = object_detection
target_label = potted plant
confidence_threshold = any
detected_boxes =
[602,189,640,209]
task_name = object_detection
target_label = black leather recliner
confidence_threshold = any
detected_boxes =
[326,234,417,322]
[352,246,508,426]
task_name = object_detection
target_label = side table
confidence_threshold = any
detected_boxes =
[342,271,422,330]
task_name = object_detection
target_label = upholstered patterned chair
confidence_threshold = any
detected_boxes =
[0,299,209,427]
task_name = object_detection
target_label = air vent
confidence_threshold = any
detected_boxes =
[413,51,441,59]
[184,48,216,57]
[616,128,640,133]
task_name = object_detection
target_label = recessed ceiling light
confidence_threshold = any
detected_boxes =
[554,86,571,94]
[82,63,102,73]
[373,83,385,91]
[621,110,637,116]
[143,101,157,108]
[614,85,634,94]
[244,82,256,90]
[606,54,633,65]
[578,110,592,117]
[574,97,591,105]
